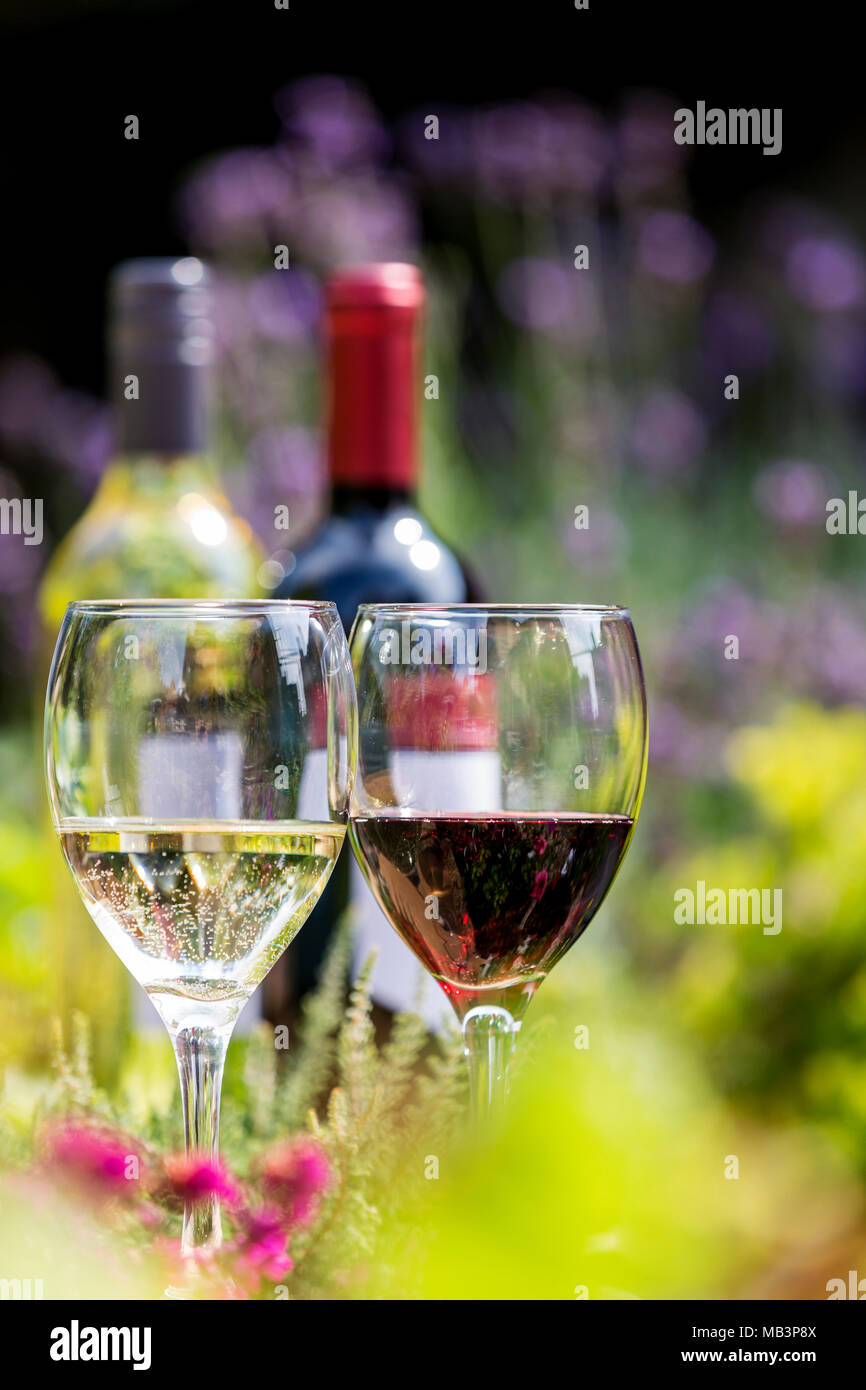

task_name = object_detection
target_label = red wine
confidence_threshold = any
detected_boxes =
[349,812,634,1019]
[267,265,478,1024]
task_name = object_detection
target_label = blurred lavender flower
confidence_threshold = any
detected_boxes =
[811,319,866,398]
[615,91,689,200]
[675,581,783,669]
[636,210,715,285]
[247,268,322,343]
[771,585,866,705]
[228,426,322,553]
[211,275,257,353]
[38,392,112,489]
[0,463,42,677]
[247,425,321,496]
[658,578,866,719]
[562,503,628,573]
[658,581,790,732]
[471,99,609,203]
[291,175,418,269]
[397,105,475,186]
[0,356,110,490]
[496,257,599,342]
[0,356,56,447]
[752,460,835,530]
[631,389,707,477]
[649,700,723,778]
[176,148,295,251]
[274,76,389,169]
[786,236,866,311]
[808,601,866,704]
[757,197,829,262]
[0,468,43,596]
[701,291,776,375]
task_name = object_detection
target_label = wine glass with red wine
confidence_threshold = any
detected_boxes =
[348,604,647,1118]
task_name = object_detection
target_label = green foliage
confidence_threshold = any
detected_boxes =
[630,702,866,1179]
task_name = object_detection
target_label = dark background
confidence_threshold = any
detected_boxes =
[0,0,859,394]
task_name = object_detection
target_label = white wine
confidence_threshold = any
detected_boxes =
[57,820,345,1020]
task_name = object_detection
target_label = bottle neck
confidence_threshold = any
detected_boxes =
[327,304,420,492]
[112,356,210,456]
[330,481,414,514]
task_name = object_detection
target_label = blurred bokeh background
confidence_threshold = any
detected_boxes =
[1,0,865,1299]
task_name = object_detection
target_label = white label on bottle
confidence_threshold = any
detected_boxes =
[351,749,503,1027]
[137,732,244,821]
[296,746,327,819]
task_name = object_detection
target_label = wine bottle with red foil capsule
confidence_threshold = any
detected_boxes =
[266,263,478,1026]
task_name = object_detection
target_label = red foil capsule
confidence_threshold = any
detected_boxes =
[326,263,425,490]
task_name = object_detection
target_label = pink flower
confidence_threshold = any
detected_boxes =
[164,1155,239,1206]
[235,1207,294,1282]
[533,836,547,856]
[260,1140,331,1228]
[45,1124,140,1199]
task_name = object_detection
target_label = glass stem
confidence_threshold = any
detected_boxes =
[462,1006,517,1122]
[170,1021,232,1255]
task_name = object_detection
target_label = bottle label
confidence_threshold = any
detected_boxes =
[351,749,503,1026]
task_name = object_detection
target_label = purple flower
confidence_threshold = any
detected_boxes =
[757,197,827,262]
[563,505,628,573]
[615,91,689,199]
[38,391,112,488]
[0,356,110,489]
[637,211,715,285]
[631,389,707,477]
[227,426,323,559]
[817,604,866,702]
[0,355,56,446]
[397,105,475,185]
[246,425,322,498]
[247,268,323,343]
[702,291,776,375]
[496,257,599,342]
[786,236,865,311]
[811,319,866,398]
[471,99,609,202]
[274,76,389,169]
[285,176,418,269]
[176,148,295,250]
[752,460,835,529]
[648,701,719,777]
[0,467,44,596]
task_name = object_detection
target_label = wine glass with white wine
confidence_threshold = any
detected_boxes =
[44,600,356,1254]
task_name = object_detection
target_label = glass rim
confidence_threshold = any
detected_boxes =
[354,602,631,618]
[63,599,339,617]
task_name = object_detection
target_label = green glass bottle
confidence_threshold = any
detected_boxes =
[38,258,265,1080]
